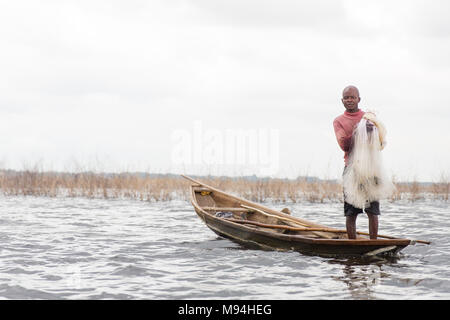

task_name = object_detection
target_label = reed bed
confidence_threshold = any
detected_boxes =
[0,169,448,203]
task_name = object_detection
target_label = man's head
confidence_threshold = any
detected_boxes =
[341,85,361,112]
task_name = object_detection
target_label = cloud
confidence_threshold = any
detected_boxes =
[189,0,347,28]
[409,0,450,37]
[0,1,448,180]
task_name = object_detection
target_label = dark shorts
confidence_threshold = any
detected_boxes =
[344,200,380,217]
[342,166,380,217]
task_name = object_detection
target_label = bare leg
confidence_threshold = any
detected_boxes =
[367,213,378,239]
[346,215,357,239]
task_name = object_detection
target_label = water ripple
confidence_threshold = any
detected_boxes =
[0,196,448,299]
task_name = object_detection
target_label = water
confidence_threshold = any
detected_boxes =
[0,195,448,300]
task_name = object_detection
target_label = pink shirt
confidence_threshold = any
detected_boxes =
[333,109,365,165]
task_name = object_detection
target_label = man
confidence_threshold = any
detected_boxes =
[333,85,379,240]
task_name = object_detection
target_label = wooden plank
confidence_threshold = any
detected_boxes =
[202,207,251,212]
[225,218,347,234]
[363,246,397,256]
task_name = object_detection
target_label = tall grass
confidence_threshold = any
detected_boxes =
[0,170,190,201]
[0,169,448,203]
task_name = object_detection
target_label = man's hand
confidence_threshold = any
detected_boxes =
[366,120,375,132]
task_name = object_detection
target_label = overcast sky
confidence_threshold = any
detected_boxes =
[1,0,449,181]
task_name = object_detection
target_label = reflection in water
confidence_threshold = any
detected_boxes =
[212,233,414,300]
[328,256,401,299]
[214,234,408,300]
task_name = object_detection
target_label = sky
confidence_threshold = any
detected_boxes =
[0,0,449,182]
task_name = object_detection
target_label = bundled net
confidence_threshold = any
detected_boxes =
[343,115,395,209]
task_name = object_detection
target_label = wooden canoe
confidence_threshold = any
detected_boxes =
[183,175,415,257]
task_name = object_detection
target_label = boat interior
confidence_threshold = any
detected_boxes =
[192,186,350,240]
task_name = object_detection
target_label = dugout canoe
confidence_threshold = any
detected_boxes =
[182,175,421,257]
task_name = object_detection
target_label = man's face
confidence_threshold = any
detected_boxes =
[341,88,360,112]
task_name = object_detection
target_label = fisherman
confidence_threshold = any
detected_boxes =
[333,85,379,240]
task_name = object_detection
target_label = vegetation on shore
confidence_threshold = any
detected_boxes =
[0,169,448,203]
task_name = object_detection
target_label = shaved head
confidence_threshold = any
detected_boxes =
[342,85,360,97]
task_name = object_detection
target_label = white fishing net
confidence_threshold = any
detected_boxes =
[342,116,395,209]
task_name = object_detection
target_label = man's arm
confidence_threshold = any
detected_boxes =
[333,120,352,152]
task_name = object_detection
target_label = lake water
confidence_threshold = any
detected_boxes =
[0,195,448,300]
